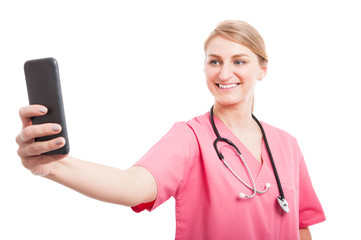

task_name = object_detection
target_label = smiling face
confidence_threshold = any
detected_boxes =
[204,36,267,109]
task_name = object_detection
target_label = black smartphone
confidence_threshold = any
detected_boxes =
[24,57,70,155]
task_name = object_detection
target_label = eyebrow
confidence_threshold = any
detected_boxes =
[207,53,250,58]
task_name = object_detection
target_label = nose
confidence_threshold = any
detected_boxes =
[218,64,233,82]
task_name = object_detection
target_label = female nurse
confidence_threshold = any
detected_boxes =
[16,20,325,239]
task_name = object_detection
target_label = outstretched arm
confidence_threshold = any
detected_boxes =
[16,105,157,207]
[46,157,157,206]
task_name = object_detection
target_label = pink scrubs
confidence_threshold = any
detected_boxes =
[132,112,325,239]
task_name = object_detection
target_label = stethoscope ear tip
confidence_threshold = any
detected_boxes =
[239,193,246,198]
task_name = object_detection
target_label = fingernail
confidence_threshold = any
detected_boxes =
[55,138,64,145]
[39,107,47,113]
[52,125,61,132]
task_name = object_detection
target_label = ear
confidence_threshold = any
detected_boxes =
[258,65,267,81]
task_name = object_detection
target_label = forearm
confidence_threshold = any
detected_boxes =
[45,156,156,206]
[299,227,311,240]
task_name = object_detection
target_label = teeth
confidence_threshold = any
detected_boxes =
[218,84,239,89]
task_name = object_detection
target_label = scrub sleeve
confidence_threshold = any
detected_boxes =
[298,153,326,228]
[131,122,198,213]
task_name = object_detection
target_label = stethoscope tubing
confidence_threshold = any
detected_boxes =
[251,113,285,200]
[213,136,269,196]
[210,106,288,212]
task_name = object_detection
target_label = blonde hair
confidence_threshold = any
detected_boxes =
[204,20,268,67]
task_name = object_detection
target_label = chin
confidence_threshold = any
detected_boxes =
[215,99,243,107]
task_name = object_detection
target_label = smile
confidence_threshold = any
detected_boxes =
[217,83,240,89]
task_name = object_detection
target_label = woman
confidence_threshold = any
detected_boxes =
[16,20,325,239]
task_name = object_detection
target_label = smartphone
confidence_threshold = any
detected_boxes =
[24,57,70,155]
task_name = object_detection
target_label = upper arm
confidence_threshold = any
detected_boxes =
[299,227,312,240]
[124,166,157,206]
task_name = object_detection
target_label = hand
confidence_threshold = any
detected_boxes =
[16,105,68,176]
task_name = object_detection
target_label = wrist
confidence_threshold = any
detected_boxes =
[44,155,72,179]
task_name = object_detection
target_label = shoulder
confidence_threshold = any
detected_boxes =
[158,112,211,145]
[261,121,305,165]
[261,121,300,150]
[164,121,197,144]
[186,112,212,131]
[165,112,210,145]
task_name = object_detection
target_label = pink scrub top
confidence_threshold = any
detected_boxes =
[132,112,325,240]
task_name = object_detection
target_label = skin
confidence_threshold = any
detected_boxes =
[16,35,311,239]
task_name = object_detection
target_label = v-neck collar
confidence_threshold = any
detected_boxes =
[210,113,268,180]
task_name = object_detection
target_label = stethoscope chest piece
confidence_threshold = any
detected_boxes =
[277,196,289,213]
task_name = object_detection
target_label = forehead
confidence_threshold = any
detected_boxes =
[205,36,256,58]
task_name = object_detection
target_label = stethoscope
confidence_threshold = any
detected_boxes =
[210,106,289,213]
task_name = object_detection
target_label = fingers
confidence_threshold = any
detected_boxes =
[17,123,62,143]
[16,120,65,157]
[18,137,66,157]
[19,105,48,128]
[17,105,67,176]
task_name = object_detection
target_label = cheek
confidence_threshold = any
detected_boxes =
[204,69,217,94]
[205,75,215,92]
[204,67,218,83]
[237,67,258,84]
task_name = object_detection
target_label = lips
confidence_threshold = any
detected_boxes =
[217,83,240,89]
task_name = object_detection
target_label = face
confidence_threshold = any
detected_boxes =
[204,36,267,109]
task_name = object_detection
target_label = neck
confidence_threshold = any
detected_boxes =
[213,101,254,132]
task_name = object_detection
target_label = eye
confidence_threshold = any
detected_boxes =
[209,60,221,65]
[234,60,246,65]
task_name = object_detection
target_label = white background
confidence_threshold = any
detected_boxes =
[1,0,360,239]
